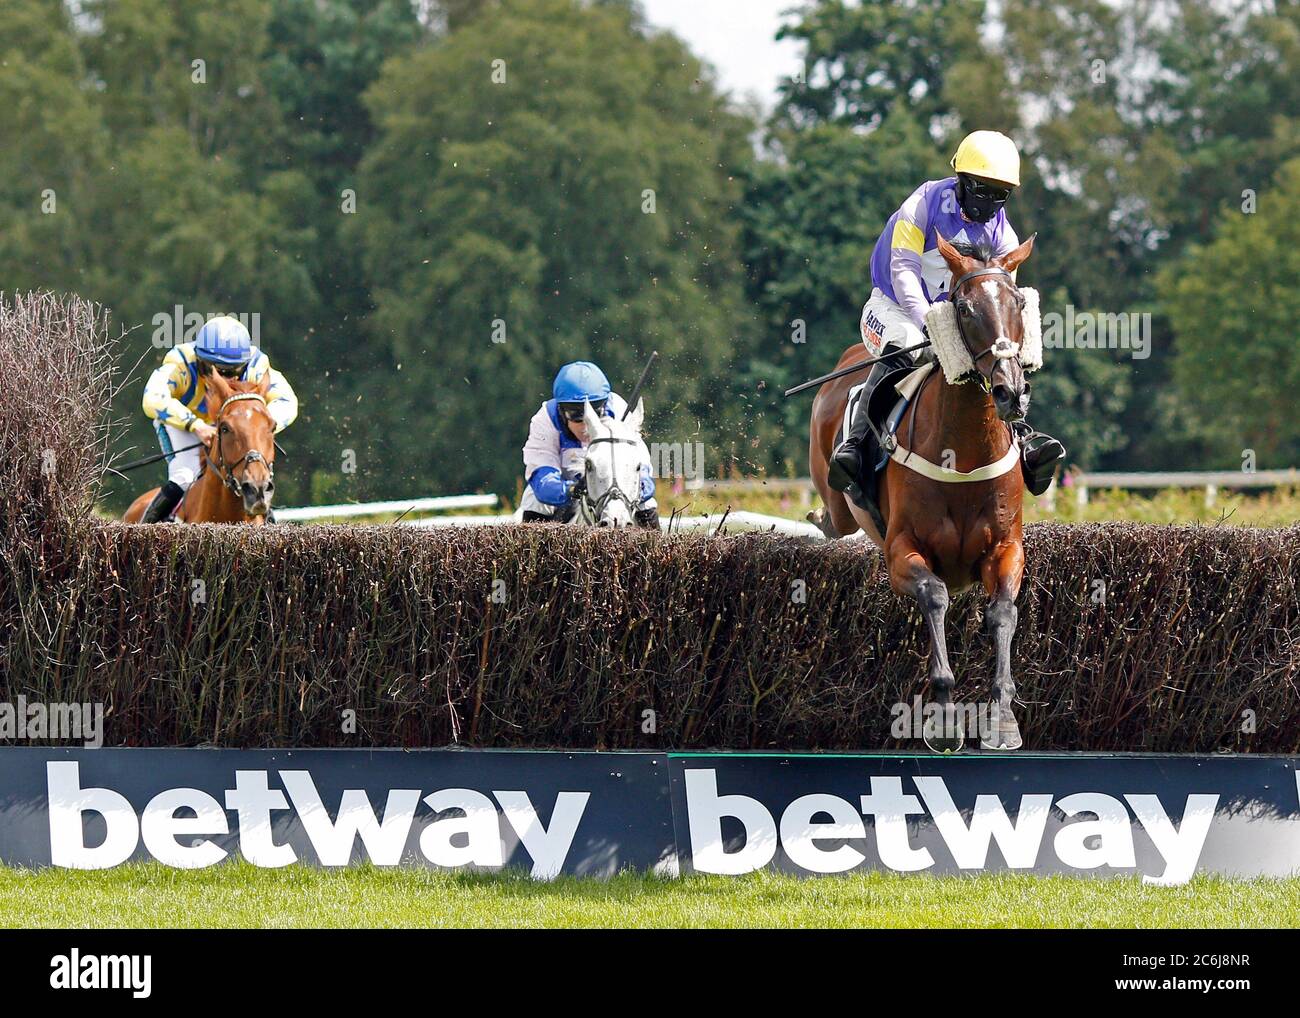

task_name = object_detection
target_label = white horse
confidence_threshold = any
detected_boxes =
[570,399,653,528]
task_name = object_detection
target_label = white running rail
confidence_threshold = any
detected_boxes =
[275,493,498,522]
[276,497,828,538]
[406,509,826,538]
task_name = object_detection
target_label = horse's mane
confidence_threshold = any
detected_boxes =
[209,373,272,424]
[223,376,266,394]
[950,239,996,264]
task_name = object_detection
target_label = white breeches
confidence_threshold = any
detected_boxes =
[156,422,203,489]
[860,288,927,361]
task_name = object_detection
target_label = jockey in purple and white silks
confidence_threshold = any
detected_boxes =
[520,361,659,527]
[828,130,1066,499]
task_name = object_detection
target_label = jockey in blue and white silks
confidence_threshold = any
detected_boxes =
[829,130,1065,498]
[521,361,658,526]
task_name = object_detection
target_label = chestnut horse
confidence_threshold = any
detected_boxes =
[809,233,1036,751]
[124,373,277,525]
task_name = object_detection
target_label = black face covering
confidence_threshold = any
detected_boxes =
[956,173,1012,223]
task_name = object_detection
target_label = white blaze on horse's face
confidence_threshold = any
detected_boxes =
[579,399,648,528]
[973,278,1027,421]
[981,280,1019,359]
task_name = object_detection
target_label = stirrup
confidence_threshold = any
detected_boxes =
[1014,425,1066,496]
[828,442,862,494]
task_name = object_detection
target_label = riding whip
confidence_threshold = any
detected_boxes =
[114,441,206,473]
[622,350,659,419]
[782,340,932,397]
[113,439,286,473]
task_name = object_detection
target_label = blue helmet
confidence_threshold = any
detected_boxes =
[553,361,610,404]
[194,316,252,367]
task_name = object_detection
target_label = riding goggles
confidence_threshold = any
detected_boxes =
[200,358,249,379]
[962,176,1013,203]
[559,399,607,421]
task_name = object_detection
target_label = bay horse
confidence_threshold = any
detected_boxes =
[809,233,1036,752]
[124,372,277,525]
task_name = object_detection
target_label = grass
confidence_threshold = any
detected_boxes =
[3,863,1298,928]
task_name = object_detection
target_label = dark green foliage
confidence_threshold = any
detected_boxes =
[354,0,753,496]
[1,0,1297,508]
[1160,157,1300,467]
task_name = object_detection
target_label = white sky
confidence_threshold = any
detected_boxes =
[640,0,808,111]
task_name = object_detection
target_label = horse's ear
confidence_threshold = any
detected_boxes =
[935,232,972,276]
[205,367,230,402]
[255,372,271,397]
[996,233,1036,274]
[625,397,644,432]
[582,400,604,434]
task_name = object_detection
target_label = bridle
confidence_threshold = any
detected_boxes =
[576,433,644,524]
[205,392,274,498]
[948,266,1024,387]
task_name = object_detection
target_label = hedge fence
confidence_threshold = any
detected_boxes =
[2,292,1298,751]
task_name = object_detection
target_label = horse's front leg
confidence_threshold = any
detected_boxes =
[980,540,1025,750]
[887,535,962,753]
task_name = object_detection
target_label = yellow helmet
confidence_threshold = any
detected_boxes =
[950,131,1021,187]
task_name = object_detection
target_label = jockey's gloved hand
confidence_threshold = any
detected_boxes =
[528,465,574,507]
[568,474,586,500]
[637,465,655,502]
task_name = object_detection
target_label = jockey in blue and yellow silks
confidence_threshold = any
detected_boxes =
[521,361,658,527]
[139,315,298,522]
[829,130,1065,498]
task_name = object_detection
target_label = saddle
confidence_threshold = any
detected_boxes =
[839,362,921,535]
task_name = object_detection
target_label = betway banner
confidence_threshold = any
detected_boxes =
[0,749,676,877]
[668,754,1300,884]
[1,749,1298,881]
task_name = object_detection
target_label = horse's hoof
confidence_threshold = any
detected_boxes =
[806,507,836,539]
[922,707,965,754]
[980,705,1023,751]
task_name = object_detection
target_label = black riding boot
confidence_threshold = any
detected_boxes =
[827,354,909,496]
[141,480,185,523]
[634,507,660,530]
[523,501,578,524]
[1011,421,1066,496]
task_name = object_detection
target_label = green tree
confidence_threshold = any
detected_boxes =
[0,0,114,299]
[82,0,284,171]
[737,107,934,471]
[259,0,426,502]
[356,0,754,496]
[1160,157,1300,466]
[774,0,986,131]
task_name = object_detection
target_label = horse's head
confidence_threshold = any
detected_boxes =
[204,370,277,516]
[577,399,649,528]
[936,232,1036,421]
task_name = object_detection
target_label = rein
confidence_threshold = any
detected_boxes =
[204,392,275,498]
[948,266,1022,387]
[890,265,1025,484]
[578,433,644,523]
